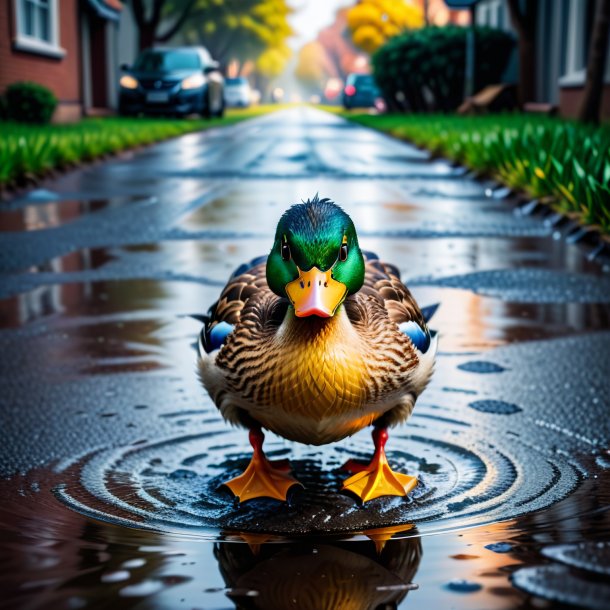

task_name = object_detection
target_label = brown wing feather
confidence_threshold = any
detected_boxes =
[359,257,426,329]
[208,263,270,329]
[203,261,290,352]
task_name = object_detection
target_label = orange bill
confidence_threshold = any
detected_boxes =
[285,267,348,318]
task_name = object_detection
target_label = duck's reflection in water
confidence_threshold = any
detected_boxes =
[216,526,422,610]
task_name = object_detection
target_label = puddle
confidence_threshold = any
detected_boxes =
[0,277,219,328]
[179,182,289,233]
[0,196,145,232]
[2,277,608,363]
[1,468,608,610]
[511,564,610,610]
[412,287,610,352]
[177,178,547,239]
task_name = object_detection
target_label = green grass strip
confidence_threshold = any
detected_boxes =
[0,105,280,192]
[339,112,610,232]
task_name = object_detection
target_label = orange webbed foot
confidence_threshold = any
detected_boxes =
[341,428,417,503]
[223,429,302,503]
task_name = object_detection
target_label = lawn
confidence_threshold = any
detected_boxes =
[340,112,610,232]
[0,105,279,193]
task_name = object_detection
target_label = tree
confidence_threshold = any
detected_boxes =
[130,0,199,50]
[579,0,610,124]
[317,8,367,81]
[129,0,292,97]
[506,0,538,105]
[293,6,368,98]
[182,0,292,68]
[129,0,293,72]
[295,41,335,92]
[255,43,292,98]
[256,45,292,80]
[347,0,424,55]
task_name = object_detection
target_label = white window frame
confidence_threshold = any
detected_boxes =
[488,0,502,28]
[475,0,512,34]
[13,0,66,58]
[559,0,610,87]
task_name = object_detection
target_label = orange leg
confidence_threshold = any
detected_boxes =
[223,428,302,503]
[341,427,417,503]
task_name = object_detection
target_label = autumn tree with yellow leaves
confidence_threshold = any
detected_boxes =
[295,41,338,91]
[180,0,293,75]
[347,0,424,54]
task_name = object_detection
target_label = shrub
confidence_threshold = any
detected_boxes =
[373,26,515,112]
[5,81,58,124]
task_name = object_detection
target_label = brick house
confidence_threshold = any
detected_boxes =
[0,0,124,122]
[475,0,610,119]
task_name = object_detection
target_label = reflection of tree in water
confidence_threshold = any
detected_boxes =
[215,532,422,610]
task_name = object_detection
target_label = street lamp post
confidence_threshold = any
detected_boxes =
[443,0,480,100]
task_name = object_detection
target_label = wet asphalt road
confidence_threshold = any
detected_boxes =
[1,107,610,610]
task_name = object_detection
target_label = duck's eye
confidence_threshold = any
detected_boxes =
[281,241,291,261]
[339,243,348,262]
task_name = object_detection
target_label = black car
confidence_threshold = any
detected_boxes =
[118,47,224,118]
[342,73,381,110]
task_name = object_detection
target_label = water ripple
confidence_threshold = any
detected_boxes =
[54,411,582,539]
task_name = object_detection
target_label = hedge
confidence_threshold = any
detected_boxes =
[373,26,515,112]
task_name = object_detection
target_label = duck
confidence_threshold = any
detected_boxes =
[198,196,437,504]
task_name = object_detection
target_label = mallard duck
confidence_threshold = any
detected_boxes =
[198,196,437,503]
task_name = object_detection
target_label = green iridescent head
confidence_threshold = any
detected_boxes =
[266,196,365,317]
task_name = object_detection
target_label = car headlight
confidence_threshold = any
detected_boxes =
[120,75,138,90]
[181,74,205,90]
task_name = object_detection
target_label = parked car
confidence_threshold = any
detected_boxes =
[118,47,224,118]
[342,73,381,110]
[224,77,252,108]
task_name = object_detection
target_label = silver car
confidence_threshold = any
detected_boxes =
[224,77,251,108]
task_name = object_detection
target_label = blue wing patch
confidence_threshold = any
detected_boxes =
[200,320,235,354]
[208,321,234,351]
[399,320,431,353]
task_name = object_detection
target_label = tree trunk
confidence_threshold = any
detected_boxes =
[138,23,157,50]
[517,35,536,104]
[507,0,538,106]
[130,0,196,51]
[578,0,610,124]
[156,0,199,43]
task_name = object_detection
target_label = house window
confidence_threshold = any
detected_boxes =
[21,0,51,42]
[13,0,65,58]
[559,0,610,86]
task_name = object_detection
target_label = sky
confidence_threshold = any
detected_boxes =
[288,0,353,49]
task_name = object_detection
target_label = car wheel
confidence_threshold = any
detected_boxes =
[118,104,134,117]
[214,100,225,118]
[201,93,212,119]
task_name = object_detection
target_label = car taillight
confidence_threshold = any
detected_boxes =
[344,85,356,96]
